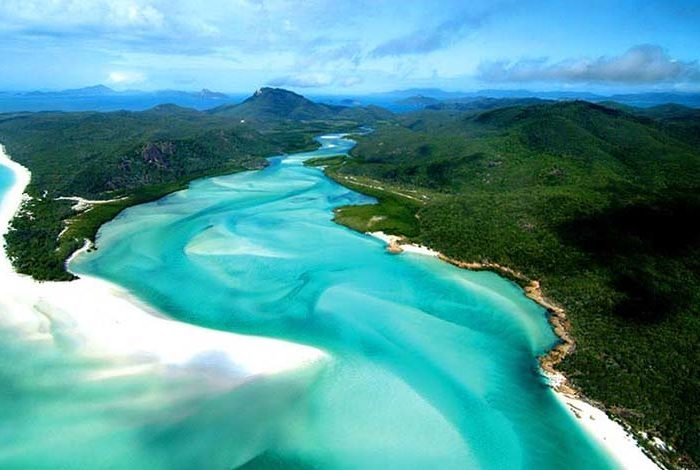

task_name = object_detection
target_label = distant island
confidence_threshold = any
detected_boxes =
[3,84,700,114]
[0,85,241,113]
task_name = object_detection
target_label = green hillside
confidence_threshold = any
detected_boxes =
[211,87,338,121]
[0,89,388,281]
[0,107,274,197]
[210,87,393,124]
[318,101,700,468]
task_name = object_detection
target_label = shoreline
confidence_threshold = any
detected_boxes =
[368,230,662,470]
[0,145,31,274]
[0,140,660,468]
[369,231,440,257]
[56,195,130,212]
[0,144,329,403]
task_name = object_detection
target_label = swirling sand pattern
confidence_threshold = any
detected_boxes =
[70,135,617,469]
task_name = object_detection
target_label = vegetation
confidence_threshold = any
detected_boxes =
[4,197,80,281]
[324,101,700,468]
[2,87,698,467]
[210,87,393,124]
[0,88,392,280]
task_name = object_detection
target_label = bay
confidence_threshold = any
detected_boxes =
[68,134,616,469]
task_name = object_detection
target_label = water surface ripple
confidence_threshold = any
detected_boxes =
[70,134,615,469]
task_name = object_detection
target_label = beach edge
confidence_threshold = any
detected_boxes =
[368,230,663,470]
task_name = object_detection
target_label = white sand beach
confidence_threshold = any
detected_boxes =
[0,142,327,400]
[369,231,440,257]
[555,390,661,470]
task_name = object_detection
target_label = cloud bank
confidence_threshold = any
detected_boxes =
[0,0,698,91]
[371,10,490,57]
[0,0,165,33]
[268,73,362,89]
[478,45,700,84]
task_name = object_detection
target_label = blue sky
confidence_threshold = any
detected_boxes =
[0,0,699,93]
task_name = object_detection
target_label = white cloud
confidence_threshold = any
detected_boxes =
[108,2,164,28]
[107,70,146,85]
[268,73,334,88]
[1,1,694,93]
[338,76,363,87]
[478,45,700,84]
[370,10,490,58]
[266,71,364,89]
[0,0,165,31]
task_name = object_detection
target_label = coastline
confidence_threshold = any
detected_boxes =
[0,144,328,404]
[0,144,31,274]
[368,230,662,470]
[369,231,439,257]
[0,138,661,468]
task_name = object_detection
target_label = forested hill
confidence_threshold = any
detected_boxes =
[317,100,700,468]
[209,87,393,123]
[0,88,393,281]
[341,100,699,196]
[0,107,274,198]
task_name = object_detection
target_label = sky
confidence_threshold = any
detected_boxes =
[0,0,699,94]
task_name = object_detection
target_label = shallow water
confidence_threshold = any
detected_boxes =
[71,135,616,469]
[0,136,617,468]
[0,163,12,199]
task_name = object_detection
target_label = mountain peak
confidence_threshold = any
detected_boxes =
[239,87,318,113]
[208,86,392,122]
[198,88,228,99]
[70,84,116,95]
[210,87,332,121]
[252,87,303,98]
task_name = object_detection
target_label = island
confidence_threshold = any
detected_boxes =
[1,88,697,469]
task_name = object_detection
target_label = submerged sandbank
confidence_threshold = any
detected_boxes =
[367,230,661,470]
[0,143,326,374]
[0,144,329,467]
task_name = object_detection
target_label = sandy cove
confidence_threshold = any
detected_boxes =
[369,230,662,470]
[0,144,329,461]
[369,231,440,257]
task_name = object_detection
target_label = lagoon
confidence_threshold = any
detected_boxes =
[66,134,616,469]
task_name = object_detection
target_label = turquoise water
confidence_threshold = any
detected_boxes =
[0,136,617,468]
[0,163,13,197]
